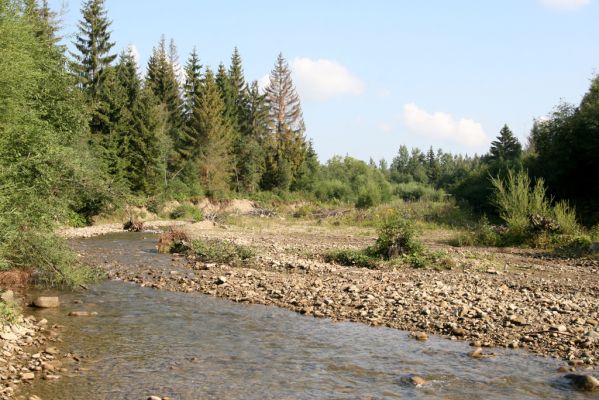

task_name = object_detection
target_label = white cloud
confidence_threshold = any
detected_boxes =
[290,58,365,101]
[539,0,591,10]
[403,103,488,147]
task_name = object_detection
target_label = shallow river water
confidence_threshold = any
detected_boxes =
[21,234,593,399]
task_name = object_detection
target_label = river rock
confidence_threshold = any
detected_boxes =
[1,290,14,303]
[216,276,227,285]
[565,374,599,392]
[68,311,90,317]
[44,347,60,355]
[20,372,35,380]
[412,331,429,341]
[469,347,483,358]
[0,332,18,341]
[33,296,60,308]
[410,375,426,386]
[147,396,162,400]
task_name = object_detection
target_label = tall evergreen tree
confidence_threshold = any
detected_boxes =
[70,0,116,100]
[263,53,307,189]
[179,48,203,164]
[146,36,184,172]
[489,124,522,162]
[24,0,59,44]
[192,68,234,197]
[236,80,269,192]
[182,48,202,122]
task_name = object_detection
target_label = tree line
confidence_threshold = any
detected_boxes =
[69,0,313,201]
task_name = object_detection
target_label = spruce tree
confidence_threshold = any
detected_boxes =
[146,36,184,172]
[489,124,522,162]
[179,48,203,163]
[263,53,307,189]
[237,80,269,192]
[182,48,202,122]
[24,0,59,44]
[192,68,234,197]
[70,0,116,100]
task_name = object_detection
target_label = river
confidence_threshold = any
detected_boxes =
[20,233,591,399]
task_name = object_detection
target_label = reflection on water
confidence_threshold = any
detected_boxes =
[21,234,589,399]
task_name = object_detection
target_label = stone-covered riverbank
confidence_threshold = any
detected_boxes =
[0,314,63,400]
[70,219,599,372]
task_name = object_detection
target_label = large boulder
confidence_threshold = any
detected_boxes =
[32,296,60,308]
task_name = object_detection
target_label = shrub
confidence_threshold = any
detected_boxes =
[490,170,581,245]
[0,300,19,325]
[157,228,190,254]
[170,204,203,222]
[369,213,423,259]
[323,249,378,269]
[394,182,446,202]
[191,239,255,266]
[554,235,593,258]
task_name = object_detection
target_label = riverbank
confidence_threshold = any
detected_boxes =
[0,313,62,400]
[66,217,599,370]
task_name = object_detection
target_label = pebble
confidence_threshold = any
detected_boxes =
[68,311,91,317]
[410,375,427,386]
[20,372,35,380]
[412,331,429,341]
[469,348,483,358]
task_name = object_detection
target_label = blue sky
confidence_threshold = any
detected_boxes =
[50,0,599,162]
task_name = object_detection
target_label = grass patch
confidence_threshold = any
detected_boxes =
[323,249,378,269]
[170,204,203,222]
[191,238,255,266]
[0,300,19,325]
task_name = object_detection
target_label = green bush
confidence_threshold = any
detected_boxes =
[0,301,19,325]
[553,235,593,257]
[490,170,581,245]
[170,204,203,222]
[323,249,378,269]
[368,213,423,259]
[394,182,446,202]
[191,239,255,266]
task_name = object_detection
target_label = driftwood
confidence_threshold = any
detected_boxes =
[123,219,144,232]
[312,208,351,219]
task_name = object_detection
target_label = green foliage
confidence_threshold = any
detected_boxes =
[394,182,446,202]
[191,239,255,266]
[170,204,203,222]
[490,170,580,244]
[368,213,423,259]
[0,300,19,325]
[323,249,378,269]
[553,235,593,258]
[488,124,522,162]
[0,2,109,287]
[70,0,116,99]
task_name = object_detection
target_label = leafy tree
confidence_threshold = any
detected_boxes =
[0,0,110,285]
[488,124,522,162]
[528,76,599,224]
[70,0,116,100]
